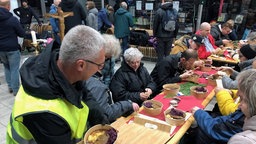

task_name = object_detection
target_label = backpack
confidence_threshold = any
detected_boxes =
[162,9,178,32]
[129,29,150,46]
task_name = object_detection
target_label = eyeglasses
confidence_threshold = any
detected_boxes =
[82,59,105,70]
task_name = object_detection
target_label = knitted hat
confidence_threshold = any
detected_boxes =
[240,44,256,59]
[191,34,204,45]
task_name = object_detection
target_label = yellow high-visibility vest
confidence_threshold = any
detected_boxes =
[6,86,89,144]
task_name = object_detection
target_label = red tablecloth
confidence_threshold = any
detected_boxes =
[138,69,217,136]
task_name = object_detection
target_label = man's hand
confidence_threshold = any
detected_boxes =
[216,66,234,75]
[212,48,222,54]
[140,92,149,101]
[132,102,140,112]
[180,70,194,79]
[222,39,231,45]
[144,88,152,97]
[191,106,200,115]
[193,60,204,68]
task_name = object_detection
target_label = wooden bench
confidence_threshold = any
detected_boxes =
[130,45,157,61]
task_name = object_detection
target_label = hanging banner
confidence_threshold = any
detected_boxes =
[218,0,224,16]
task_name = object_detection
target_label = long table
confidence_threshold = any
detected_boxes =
[208,55,239,65]
[110,69,217,144]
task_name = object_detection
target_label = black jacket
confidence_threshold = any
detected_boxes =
[210,24,230,46]
[13,6,41,24]
[110,61,156,106]
[0,7,25,51]
[60,0,87,34]
[19,42,85,143]
[84,72,134,124]
[153,2,178,38]
[150,53,183,95]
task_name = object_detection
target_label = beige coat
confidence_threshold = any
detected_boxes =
[170,35,191,54]
[228,115,256,144]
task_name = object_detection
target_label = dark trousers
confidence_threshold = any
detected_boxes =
[21,24,30,31]
[120,36,129,54]
[155,38,173,62]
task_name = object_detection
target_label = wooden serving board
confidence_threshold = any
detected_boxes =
[114,122,170,144]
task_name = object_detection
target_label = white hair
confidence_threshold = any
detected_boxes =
[124,47,143,62]
[102,34,121,59]
[59,25,105,63]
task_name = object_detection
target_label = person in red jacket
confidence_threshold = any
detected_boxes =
[196,22,222,59]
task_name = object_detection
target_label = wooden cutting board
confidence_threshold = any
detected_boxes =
[114,122,171,144]
[112,115,171,144]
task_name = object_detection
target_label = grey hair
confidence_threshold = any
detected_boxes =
[120,2,127,9]
[247,32,256,41]
[59,25,105,63]
[236,69,256,117]
[124,47,143,62]
[102,34,121,59]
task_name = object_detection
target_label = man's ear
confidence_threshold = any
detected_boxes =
[76,60,85,71]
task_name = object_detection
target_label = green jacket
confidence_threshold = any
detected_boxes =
[114,7,134,38]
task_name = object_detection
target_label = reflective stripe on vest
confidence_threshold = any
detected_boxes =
[7,86,89,143]
[10,114,36,144]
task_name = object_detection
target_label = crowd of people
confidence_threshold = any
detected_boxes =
[1,0,256,143]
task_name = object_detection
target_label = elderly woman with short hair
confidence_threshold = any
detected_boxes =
[101,34,121,86]
[109,48,156,107]
[228,69,256,144]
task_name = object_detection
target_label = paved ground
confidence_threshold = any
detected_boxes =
[0,52,156,143]
[0,52,34,144]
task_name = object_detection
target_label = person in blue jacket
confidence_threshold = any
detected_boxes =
[188,108,244,144]
[49,0,61,45]
[98,4,114,33]
[180,74,247,144]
